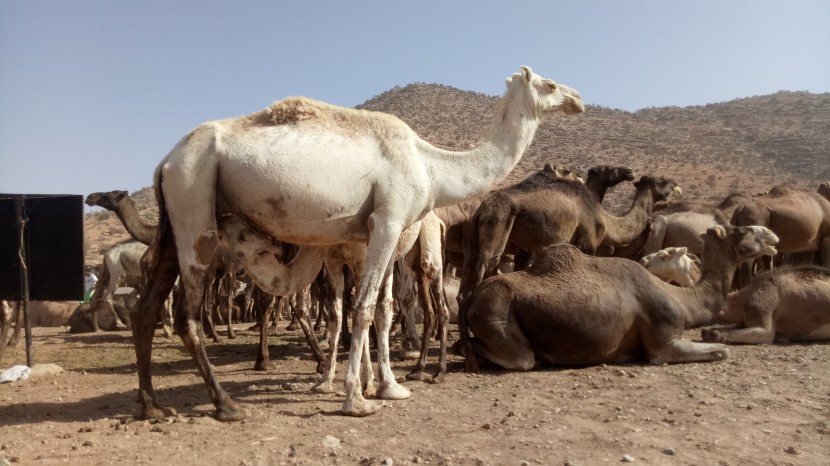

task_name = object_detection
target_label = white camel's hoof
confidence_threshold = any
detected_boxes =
[341,396,379,417]
[311,380,336,394]
[378,381,411,400]
[362,380,378,398]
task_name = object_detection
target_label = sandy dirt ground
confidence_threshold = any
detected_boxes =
[1,325,828,466]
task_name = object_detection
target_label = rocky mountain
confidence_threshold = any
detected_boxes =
[84,84,830,264]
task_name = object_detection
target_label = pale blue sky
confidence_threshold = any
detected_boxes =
[1,1,828,198]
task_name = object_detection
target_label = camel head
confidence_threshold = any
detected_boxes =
[703,225,779,263]
[633,176,681,202]
[507,66,584,118]
[639,246,701,286]
[817,181,830,202]
[85,190,128,210]
[543,163,584,183]
[217,215,285,272]
[587,165,636,186]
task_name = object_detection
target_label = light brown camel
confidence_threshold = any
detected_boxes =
[730,186,830,268]
[701,265,830,344]
[133,66,584,419]
[459,173,677,299]
[639,246,701,287]
[459,225,779,371]
[640,192,751,257]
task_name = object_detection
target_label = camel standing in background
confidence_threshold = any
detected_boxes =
[133,66,583,420]
[88,241,145,332]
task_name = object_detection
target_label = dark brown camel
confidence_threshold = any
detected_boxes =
[459,225,779,372]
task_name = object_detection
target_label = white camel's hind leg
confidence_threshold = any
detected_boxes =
[648,338,729,364]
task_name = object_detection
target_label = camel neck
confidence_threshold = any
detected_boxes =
[115,200,158,246]
[599,187,654,246]
[422,94,542,209]
[675,238,737,328]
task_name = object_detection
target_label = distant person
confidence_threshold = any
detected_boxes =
[83,269,98,303]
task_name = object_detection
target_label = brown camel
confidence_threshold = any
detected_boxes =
[701,265,830,344]
[459,225,779,371]
[730,186,830,267]
[85,190,157,245]
[459,173,677,299]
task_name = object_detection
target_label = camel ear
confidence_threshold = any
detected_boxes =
[521,66,533,82]
[676,247,687,256]
[708,225,727,239]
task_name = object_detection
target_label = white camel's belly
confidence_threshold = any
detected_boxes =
[215,127,426,245]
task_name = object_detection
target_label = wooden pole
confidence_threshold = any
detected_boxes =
[15,197,33,367]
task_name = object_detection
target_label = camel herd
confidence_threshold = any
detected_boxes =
[2,67,829,422]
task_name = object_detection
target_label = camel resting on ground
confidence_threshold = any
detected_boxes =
[701,265,830,344]
[639,246,701,287]
[459,225,779,371]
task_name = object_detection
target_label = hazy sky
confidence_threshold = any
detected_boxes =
[1,1,828,199]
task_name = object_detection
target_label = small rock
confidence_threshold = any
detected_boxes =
[481,423,491,430]
[82,440,93,447]
[322,435,341,448]
[784,446,798,455]
[621,454,636,462]
[380,458,393,466]
[413,457,423,464]
[662,448,676,456]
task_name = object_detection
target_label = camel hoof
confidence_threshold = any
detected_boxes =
[140,404,176,420]
[311,380,336,394]
[253,360,278,371]
[214,402,250,422]
[341,397,379,417]
[406,370,430,382]
[431,372,446,384]
[378,381,411,400]
[362,380,378,398]
[398,350,421,360]
[713,346,730,361]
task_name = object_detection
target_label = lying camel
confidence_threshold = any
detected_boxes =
[701,265,830,344]
[639,246,700,287]
[459,225,779,371]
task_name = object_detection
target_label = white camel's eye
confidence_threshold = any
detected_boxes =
[548,83,558,92]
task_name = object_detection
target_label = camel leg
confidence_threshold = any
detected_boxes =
[312,261,344,394]
[394,261,421,359]
[431,278,450,383]
[224,275,237,339]
[254,293,278,371]
[201,279,220,343]
[703,325,775,345]
[342,220,408,417]
[467,311,536,371]
[0,301,10,363]
[648,338,729,364]
[8,301,23,346]
[132,233,179,420]
[373,263,410,401]
[407,267,435,382]
[291,286,327,374]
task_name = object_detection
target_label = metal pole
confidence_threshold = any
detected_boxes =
[16,198,33,367]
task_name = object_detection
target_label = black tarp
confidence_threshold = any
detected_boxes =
[0,194,85,301]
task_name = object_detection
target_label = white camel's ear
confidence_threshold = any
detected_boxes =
[521,66,533,82]
[676,247,688,256]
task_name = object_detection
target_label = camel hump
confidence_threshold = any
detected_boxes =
[254,97,327,125]
[530,243,583,273]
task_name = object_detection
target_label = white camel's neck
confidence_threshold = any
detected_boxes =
[422,95,542,209]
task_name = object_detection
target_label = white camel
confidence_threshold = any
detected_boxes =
[639,246,701,287]
[89,241,147,332]
[133,66,584,420]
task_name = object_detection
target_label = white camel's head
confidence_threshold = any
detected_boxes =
[218,215,285,272]
[639,246,701,287]
[507,66,584,118]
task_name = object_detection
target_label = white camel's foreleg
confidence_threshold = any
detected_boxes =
[375,267,410,400]
[342,217,406,417]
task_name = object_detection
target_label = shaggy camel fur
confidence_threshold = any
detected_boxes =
[459,173,677,300]
[132,65,584,420]
[701,265,830,344]
[639,247,701,287]
[459,225,779,371]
